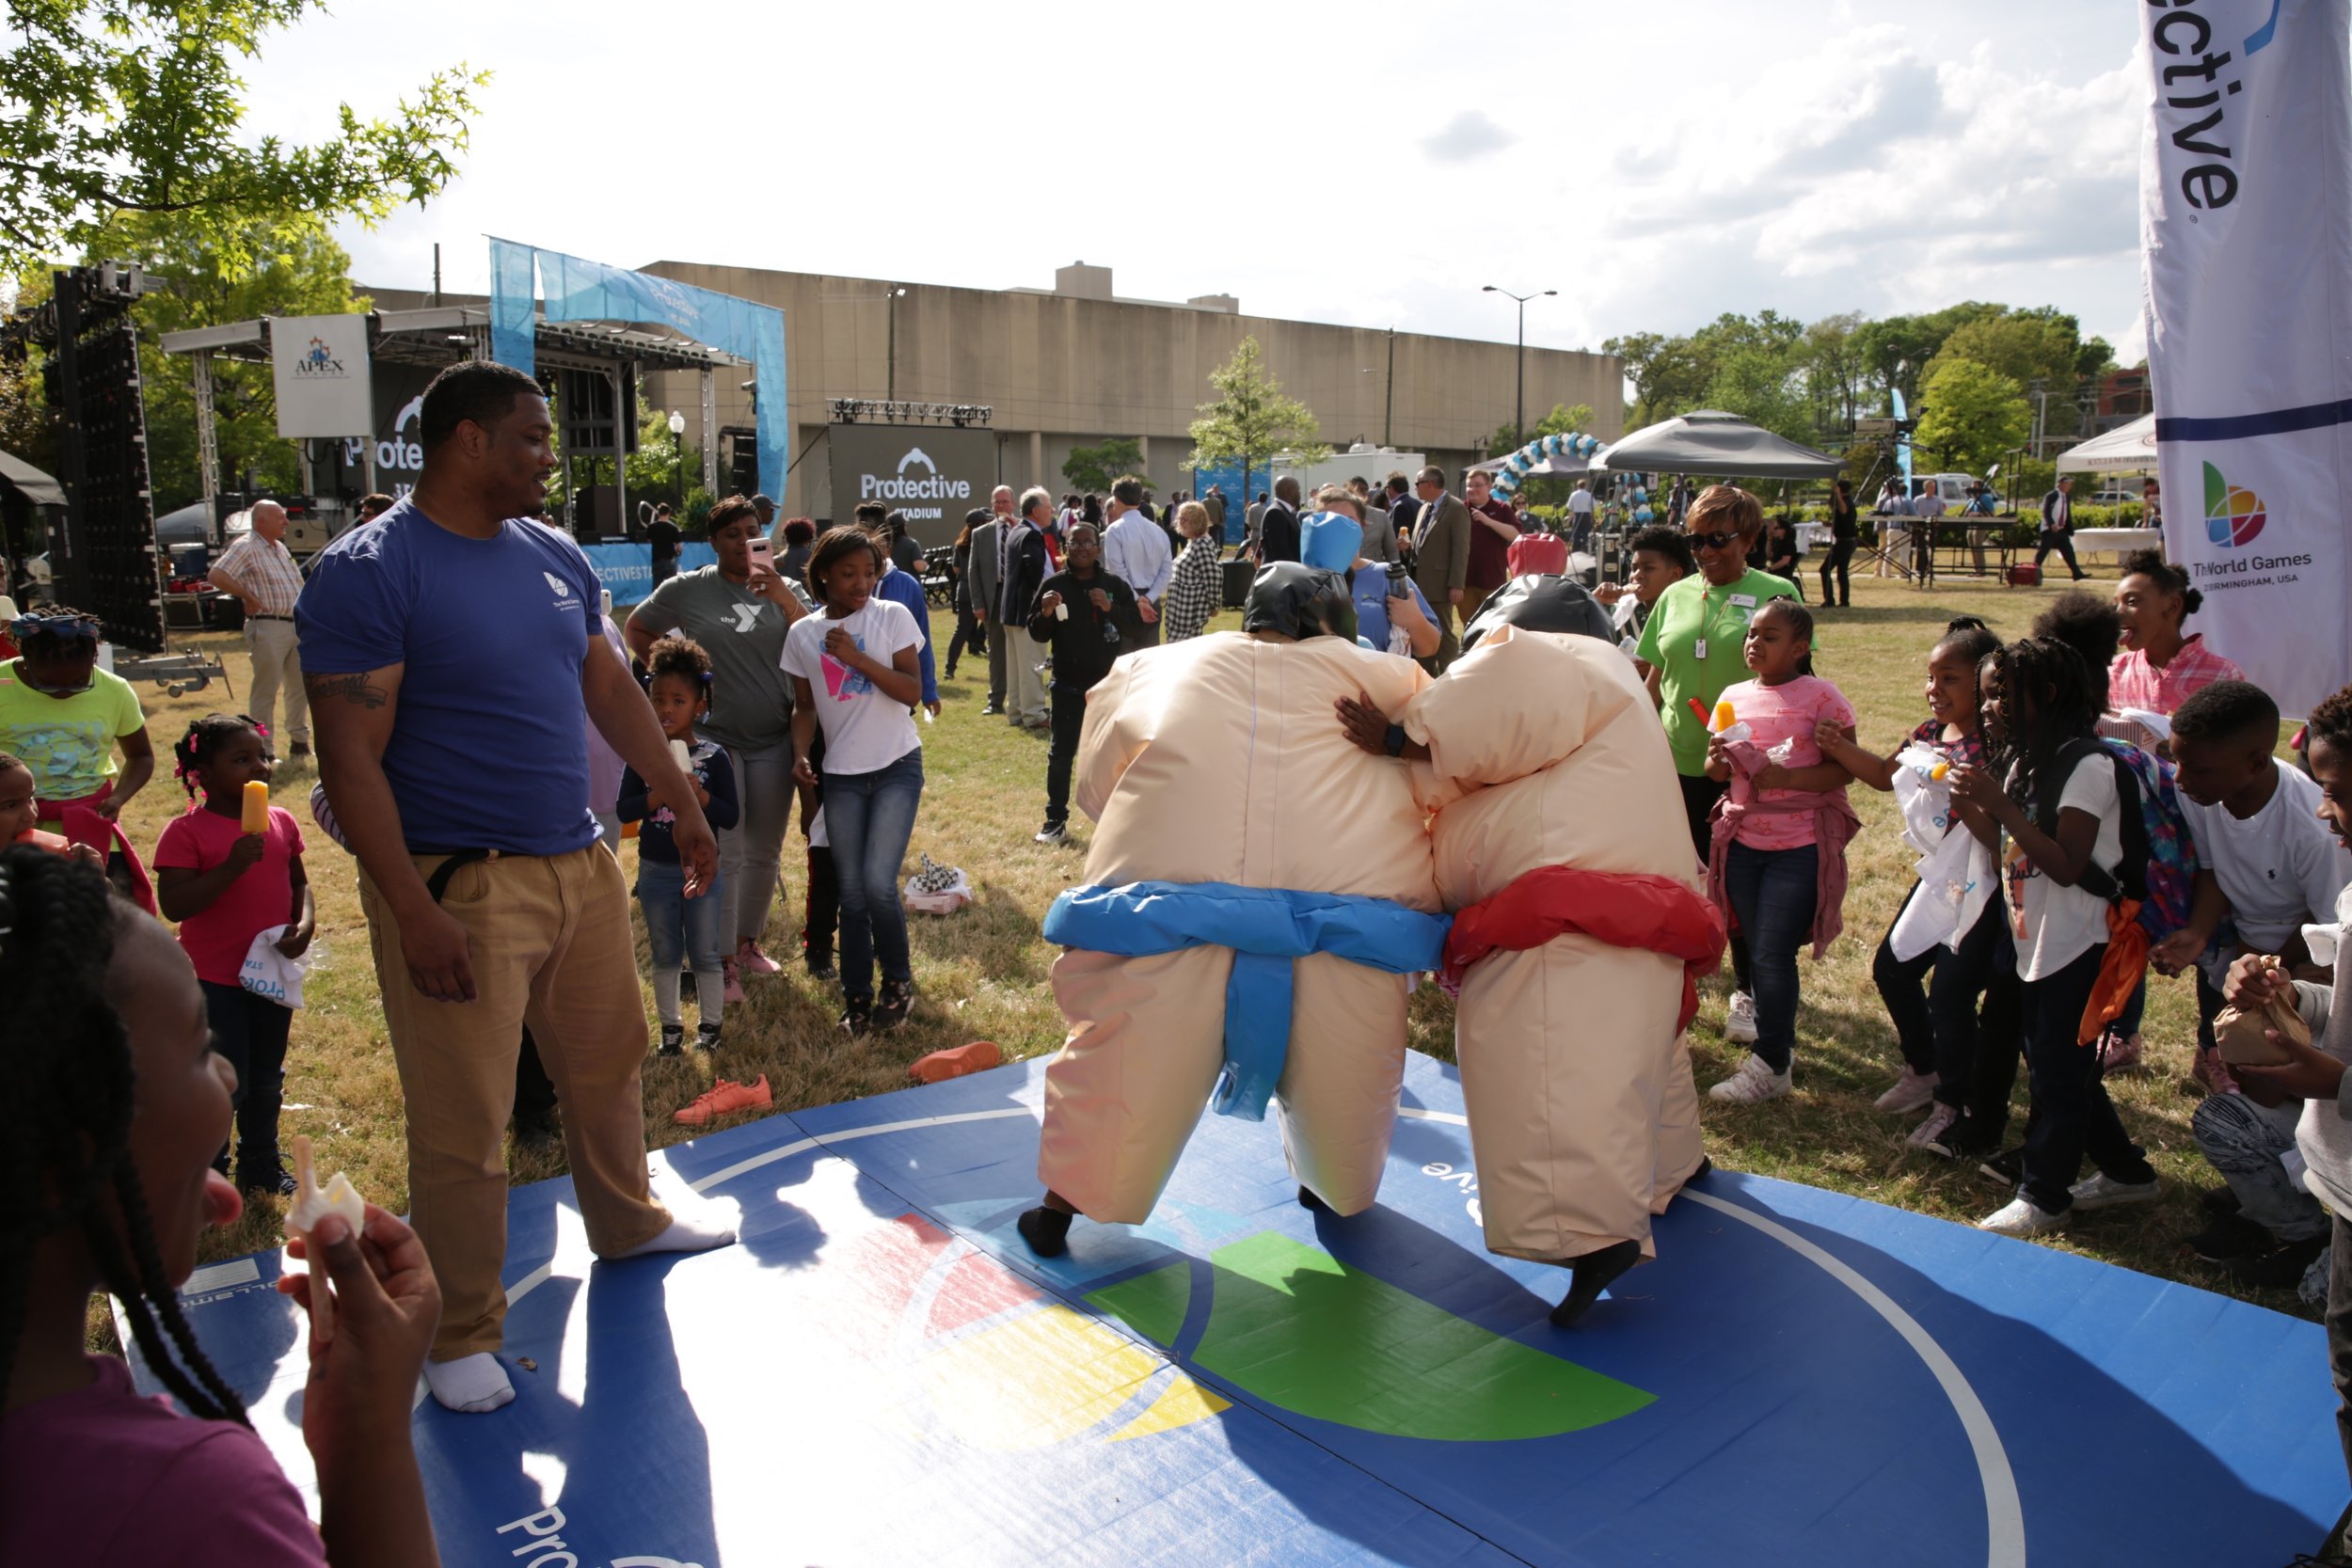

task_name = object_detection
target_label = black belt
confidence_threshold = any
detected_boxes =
[414,847,499,903]
[247,612,294,622]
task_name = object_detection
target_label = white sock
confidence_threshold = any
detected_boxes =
[692,967,725,1021]
[422,1352,515,1414]
[653,970,683,1027]
[607,1212,739,1260]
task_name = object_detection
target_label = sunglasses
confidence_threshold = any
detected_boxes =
[1688,530,1742,551]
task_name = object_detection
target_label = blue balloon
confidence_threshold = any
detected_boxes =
[1635,505,1655,522]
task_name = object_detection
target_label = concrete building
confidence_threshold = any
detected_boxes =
[628,260,1623,521]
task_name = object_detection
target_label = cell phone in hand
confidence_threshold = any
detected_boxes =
[748,535,774,570]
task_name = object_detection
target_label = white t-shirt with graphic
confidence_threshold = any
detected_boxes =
[2007,752,2124,981]
[781,597,922,778]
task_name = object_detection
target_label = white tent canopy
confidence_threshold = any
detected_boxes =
[2055,413,2156,473]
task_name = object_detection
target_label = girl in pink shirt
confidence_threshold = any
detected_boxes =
[0,845,441,1568]
[1703,599,1861,1104]
[152,716,313,1197]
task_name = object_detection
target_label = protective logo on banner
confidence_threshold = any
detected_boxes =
[2203,461,2268,547]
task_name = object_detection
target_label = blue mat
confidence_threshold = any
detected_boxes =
[145,1054,2339,1567]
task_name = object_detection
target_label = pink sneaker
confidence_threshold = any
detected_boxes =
[2098,1030,2145,1073]
[674,1075,771,1127]
[723,958,745,1006]
[2191,1048,2240,1097]
[736,941,781,978]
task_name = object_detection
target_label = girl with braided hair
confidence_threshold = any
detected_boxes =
[154,714,315,1196]
[1949,639,2163,1237]
[0,846,443,1565]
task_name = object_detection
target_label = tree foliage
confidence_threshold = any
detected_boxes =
[0,1,485,273]
[8,211,369,509]
[1913,356,2031,475]
[1186,336,1327,499]
[1062,436,1144,495]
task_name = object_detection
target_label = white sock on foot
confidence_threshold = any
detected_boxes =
[423,1352,515,1414]
[608,1213,738,1260]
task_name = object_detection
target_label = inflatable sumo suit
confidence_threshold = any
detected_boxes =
[1402,578,1724,1307]
[1031,558,1443,1237]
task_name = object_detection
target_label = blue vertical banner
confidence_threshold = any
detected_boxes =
[485,240,791,501]
[1190,460,1253,545]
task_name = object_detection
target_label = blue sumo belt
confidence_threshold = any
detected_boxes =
[1042,881,1454,1120]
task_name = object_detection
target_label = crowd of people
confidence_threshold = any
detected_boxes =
[10,353,2352,1566]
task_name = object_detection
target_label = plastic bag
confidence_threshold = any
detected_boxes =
[1890,745,1957,856]
[904,852,971,915]
[239,924,312,1009]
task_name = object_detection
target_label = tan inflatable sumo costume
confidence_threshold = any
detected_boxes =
[1019,558,1441,1258]
[1343,576,1726,1325]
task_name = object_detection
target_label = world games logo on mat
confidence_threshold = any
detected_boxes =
[2203,460,2268,547]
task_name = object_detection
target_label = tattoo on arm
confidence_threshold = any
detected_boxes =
[306,672,389,709]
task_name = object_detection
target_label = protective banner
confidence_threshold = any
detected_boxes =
[827,424,995,549]
[580,541,718,607]
[270,313,372,437]
[2141,0,2352,716]
[486,240,789,505]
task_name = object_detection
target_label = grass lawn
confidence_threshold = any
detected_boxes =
[103,552,2306,1349]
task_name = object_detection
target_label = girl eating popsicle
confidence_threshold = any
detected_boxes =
[153,715,313,1198]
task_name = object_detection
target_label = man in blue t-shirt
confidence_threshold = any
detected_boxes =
[297,361,736,1418]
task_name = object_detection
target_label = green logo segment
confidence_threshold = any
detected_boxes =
[1086,1231,1654,1440]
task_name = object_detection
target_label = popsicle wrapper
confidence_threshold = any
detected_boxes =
[288,1172,365,1238]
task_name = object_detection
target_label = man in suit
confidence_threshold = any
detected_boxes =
[971,485,1009,713]
[2035,475,2087,582]
[1203,485,1226,536]
[1001,486,1055,728]
[1408,465,1472,673]
[1258,476,1303,564]
[1244,492,1267,559]
[1387,473,1418,555]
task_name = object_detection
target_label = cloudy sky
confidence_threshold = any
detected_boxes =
[242,0,2148,359]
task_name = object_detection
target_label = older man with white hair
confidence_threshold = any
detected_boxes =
[1000,486,1055,728]
[209,499,310,757]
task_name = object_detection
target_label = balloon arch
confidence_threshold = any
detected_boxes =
[1488,431,1654,523]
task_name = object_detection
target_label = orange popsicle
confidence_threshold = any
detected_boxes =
[1713,701,1738,732]
[241,778,270,834]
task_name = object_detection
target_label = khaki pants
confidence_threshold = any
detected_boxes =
[245,617,308,745]
[1008,627,1050,725]
[359,846,670,1359]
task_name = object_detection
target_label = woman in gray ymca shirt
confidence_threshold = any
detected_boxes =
[626,494,809,990]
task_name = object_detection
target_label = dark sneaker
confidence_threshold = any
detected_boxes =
[1034,820,1068,845]
[2199,1184,2244,1218]
[1978,1146,2026,1187]
[657,1023,686,1058]
[806,954,836,981]
[873,979,915,1032]
[695,1021,723,1053]
[839,1004,872,1037]
[2227,1232,2331,1289]
[237,1156,298,1198]
[2188,1212,2275,1263]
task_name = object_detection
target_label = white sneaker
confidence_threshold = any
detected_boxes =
[1978,1196,2067,1236]
[1708,1053,1792,1104]
[1905,1101,1962,1151]
[1874,1067,1939,1115]
[1724,990,1759,1044]
[2069,1172,2162,1211]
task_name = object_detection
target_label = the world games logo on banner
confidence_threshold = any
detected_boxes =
[271,312,373,439]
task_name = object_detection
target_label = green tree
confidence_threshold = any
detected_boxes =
[1185,336,1327,504]
[1,1,485,273]
[1913,357,2030,474]
[8,212,371,508]
[1062,436,1144,495]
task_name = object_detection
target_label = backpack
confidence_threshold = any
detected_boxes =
[2031,736,2201,942]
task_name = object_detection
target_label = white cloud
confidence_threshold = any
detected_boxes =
[1420,111,1517,164]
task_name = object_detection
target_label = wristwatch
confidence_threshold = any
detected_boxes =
[1384,723,1409,757]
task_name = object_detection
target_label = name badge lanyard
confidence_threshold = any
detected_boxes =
[1692,586,1751,662]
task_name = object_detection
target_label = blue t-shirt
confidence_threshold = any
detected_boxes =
[1350,565,1434,655]
[873,563,938,705]
[295,499,602,857]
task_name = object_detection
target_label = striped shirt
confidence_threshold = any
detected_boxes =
[213,531,305,616]
[2107,633,2245,717]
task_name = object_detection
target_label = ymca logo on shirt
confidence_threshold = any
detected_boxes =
[542,570,582,612]
[727,603,763,634]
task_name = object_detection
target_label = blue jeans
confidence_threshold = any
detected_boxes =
[635,860,727,974]
[825,746,924,1005]
[1723,840,1818,1072]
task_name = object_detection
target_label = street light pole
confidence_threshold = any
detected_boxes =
[1384,327,1396,449]
[884,285,908,402]
[668,409,686,504]
[1483,285,1555,447]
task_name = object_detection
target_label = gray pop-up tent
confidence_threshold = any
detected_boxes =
[1592,410,1842,479]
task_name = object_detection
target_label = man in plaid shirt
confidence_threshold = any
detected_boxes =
[208,499,311,756]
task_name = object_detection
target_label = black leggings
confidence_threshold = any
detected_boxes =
[1873,891,2014,1110]
[1820,536,1856,606]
